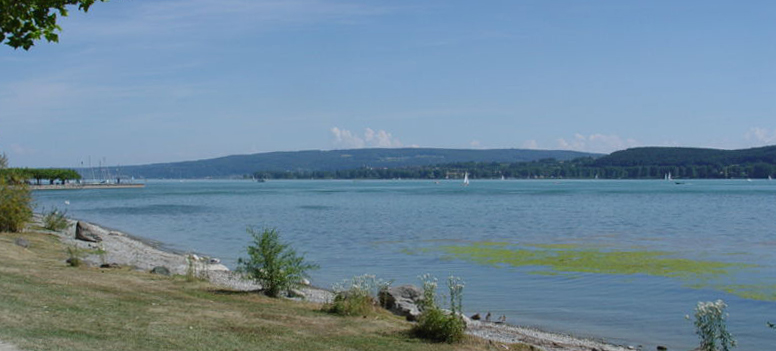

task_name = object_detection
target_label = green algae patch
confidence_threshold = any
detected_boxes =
[438,242,749,280]
[719,284,776,302]
[529,243,579,250]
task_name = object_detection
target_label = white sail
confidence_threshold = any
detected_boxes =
[463,172,470,186]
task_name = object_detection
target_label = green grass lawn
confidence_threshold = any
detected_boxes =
[0,231,526,351]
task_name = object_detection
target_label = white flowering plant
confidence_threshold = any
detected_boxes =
[412,274,466,343]
[326,274,392,316]
[690,300,736,351]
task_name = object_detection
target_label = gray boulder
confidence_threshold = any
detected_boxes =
[14,238,29,248]
[75,221,103,242]
[378,285,423,321]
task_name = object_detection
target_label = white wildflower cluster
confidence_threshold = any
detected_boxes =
[447,275,465,315]
[693,299,736,351]
[418,273,439,309]
[332,274,391,299]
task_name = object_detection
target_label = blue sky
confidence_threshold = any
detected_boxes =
[2,0,775,167]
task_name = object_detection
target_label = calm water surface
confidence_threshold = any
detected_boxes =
[33,180,776,350]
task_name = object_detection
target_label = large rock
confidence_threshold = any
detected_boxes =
[75,221,103,242]
[14,238,29,248]
[379,285,423,321]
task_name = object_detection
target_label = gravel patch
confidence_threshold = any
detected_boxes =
[466,321,635,351]
[49,218,335,303]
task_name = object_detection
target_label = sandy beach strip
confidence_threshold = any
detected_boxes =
[48,218,636,351]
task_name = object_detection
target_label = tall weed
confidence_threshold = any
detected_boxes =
[411,274,466,343]
[237,227,318,298]
[325,274,391,316]
[43,207,69,231]
[691,300,736,351]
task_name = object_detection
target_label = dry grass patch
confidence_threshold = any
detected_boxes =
[0,231,527,351]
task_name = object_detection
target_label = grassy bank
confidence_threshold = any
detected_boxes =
[0,230,527,351]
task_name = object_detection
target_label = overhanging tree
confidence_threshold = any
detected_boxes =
[0,0,106,50]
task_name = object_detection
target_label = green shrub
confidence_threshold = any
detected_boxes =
[325,274,391,316]
[0,153,33,233]
[237,227,318,298]
[411,274,466,343]
[66,245,83,267]
[43,207,69,231]
[691,300,736,351]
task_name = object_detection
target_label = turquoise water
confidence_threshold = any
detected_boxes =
[33,179,776,350]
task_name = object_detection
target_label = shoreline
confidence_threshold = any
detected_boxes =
[30,183,145,191]
[47,216,636,351]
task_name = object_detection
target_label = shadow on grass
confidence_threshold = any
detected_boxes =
[208,288,263,295]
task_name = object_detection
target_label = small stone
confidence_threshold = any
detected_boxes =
[100,263,120,269]
[209,257,221,264]
[14,238,29,248]
[287,288,306,299]
[299,278,311,286]
[657,346,668,351]
[150,266,171,276]
[471,313,481,320]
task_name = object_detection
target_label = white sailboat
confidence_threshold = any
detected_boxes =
[665,172,672,181]
[769,175,773,181]
[463,172,470,186]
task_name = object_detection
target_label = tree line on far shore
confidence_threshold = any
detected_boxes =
[0,168,82,185]
[250,145,776,180]
[251,157,776,181]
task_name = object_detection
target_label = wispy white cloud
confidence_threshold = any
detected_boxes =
[10,143,35,156]
[521,139,538,150]
[745,127,776,146]
[555,133,639,153]
[70,0,393,42]
[330,127,403,149]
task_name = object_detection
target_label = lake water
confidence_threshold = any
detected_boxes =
[33,179,776,350]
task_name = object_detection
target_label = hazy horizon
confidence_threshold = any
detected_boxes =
[2,0,775,167]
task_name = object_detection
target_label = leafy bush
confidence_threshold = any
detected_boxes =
[237,227,318,298]
[325,274,391,316]
[411,274,466,343]
[0,153,32,233]
[66,245,83,267]
[691,300,736,351]
[43,207,69,231]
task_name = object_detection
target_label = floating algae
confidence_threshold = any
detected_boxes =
[422,241,773,301]
[719,284,776,301]
[440,242,745,278]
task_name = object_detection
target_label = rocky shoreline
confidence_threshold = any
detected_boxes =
[50,217,638,351]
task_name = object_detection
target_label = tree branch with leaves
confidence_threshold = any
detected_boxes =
[1,0,107,50]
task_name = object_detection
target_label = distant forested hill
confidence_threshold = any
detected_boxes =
[109,148,600,179]
[593,146,776,167]
[248,146,776,180]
